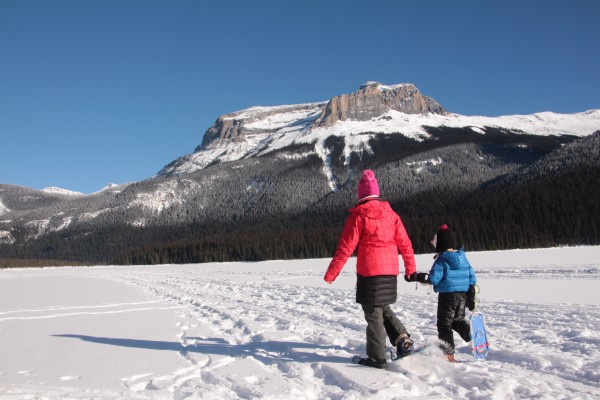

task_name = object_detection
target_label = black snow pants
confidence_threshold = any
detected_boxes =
[362,304,409,362]
[437,292,471,355]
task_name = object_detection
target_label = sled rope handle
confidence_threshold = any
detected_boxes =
[413,281,433,295]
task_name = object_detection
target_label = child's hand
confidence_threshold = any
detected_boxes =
[416,273,430,284]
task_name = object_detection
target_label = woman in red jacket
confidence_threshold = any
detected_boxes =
[324,169,418,368]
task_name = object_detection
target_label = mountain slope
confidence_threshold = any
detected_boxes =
[1,83,599,264]
[160,82,599,177]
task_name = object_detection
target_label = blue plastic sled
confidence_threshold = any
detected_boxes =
[470,311,490,360]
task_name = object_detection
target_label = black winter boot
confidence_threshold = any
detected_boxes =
[396,334,414,356]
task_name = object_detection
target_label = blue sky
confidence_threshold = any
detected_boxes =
[1,0,599,194]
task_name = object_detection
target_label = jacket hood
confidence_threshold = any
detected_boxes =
[436,248,465,266]
[350,199,390,220]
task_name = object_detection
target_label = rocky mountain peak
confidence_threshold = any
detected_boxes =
[196,83,446,152]
[314,82,447,127]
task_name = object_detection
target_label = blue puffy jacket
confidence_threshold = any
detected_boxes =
[428,248,476,293]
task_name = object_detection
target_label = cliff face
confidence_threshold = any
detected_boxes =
[198,82,446,150]
[314,82,447,127]
[198,103,325,150]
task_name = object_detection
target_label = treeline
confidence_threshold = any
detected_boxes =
[0,258,89,269]
[114,161,600,265]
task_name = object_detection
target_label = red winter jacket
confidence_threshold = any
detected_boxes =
[324,198,417,283]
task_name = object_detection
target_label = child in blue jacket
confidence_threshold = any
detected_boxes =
[423,224,477,361]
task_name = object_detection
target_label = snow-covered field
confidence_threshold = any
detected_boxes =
[1,247,599,399]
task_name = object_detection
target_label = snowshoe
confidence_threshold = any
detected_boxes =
[390,343,428,361]
[351,355,386,369]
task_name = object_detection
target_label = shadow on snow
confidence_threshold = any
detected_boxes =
[52,334,351,364]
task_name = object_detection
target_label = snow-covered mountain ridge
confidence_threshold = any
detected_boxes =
[1,82,599,263]
[41,187,85,196]
[159,82,600,177]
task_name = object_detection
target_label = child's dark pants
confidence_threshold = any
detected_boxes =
[437,292,471,354]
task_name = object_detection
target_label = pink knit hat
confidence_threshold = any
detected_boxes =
[357,169,380,199]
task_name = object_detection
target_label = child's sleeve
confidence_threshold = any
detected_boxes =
[428,260,444,286]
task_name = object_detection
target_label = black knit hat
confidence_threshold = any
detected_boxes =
[434,224,455,253]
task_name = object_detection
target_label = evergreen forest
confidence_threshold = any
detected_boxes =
[1,130,598,267]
